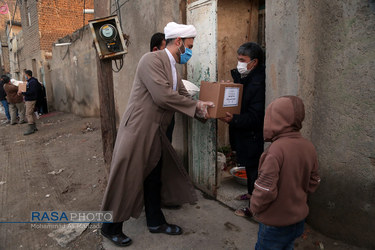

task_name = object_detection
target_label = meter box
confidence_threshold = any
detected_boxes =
[89,15,128,60]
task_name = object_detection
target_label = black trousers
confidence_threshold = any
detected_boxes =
[166,115,175,143]
[245,165,258,195]
[143,158,166,227]
[102,158,166,234]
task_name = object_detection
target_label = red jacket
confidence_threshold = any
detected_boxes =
[250,96,320,226]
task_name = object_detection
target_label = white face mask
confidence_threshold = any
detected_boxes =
[237,61,251,75]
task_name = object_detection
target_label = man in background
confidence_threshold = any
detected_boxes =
[2,75,26,125]
[150,32,166,52]
[220,42,266,217]
[0,77,11,123]
[22,70,41,135]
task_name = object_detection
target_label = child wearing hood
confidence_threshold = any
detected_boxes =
[250,96,321,249]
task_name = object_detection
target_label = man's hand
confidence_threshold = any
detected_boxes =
[195,101,215,119]
[219,112,233,123]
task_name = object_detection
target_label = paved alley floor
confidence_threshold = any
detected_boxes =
[0,111,368,250]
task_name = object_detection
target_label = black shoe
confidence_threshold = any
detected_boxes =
[101,230,132,247]
[148,223,182,235]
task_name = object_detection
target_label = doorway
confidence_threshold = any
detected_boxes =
[186,0,266,209]
[32,58,37,78]
[216,0,266,210]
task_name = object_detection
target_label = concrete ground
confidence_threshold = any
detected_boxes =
[0,110,368,250]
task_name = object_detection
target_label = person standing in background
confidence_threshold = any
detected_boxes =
[0,77,11,123]
[220,42,266,217]
[2,75,26,125]
[22,70,41,135]
[150,32,166,52]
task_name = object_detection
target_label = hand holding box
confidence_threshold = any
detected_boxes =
[199,81,243,118]
[18,82,27,94]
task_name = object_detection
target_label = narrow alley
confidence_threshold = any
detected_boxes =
[0,112,367,250]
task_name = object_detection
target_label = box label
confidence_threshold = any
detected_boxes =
[223,87,240,107]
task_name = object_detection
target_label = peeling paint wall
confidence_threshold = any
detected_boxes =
[267,0,375,248]
[187,0,218,195]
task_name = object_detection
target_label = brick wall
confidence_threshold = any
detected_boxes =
[38,0,94,52]
[18,0,94,78]
[19,0,41,68]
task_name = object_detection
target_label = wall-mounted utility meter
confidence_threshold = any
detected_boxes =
[89,15,128,60]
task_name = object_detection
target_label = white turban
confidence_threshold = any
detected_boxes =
[164,22,197,39]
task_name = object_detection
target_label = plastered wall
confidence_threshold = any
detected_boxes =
[267,0,375,248]
[112,0,187,160]
[50,26,99,117]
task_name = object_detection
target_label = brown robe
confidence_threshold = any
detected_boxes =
[101,50,198,222]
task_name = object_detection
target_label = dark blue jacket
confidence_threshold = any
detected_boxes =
[23,77,41,101]
[0,80,6,101]
[229,65,266,166]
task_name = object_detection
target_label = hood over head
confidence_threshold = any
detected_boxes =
[263,96,305,141]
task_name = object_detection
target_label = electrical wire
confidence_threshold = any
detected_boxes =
[111,0,130,18]
[112,56,124,73]
[116,0,122,30]
[110,0,128,73]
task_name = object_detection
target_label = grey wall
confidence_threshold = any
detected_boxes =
[50,25,99,117]
[267,0,375,248]
[111,0,185,119]
[113,0,187,159]
[49,0,187,156]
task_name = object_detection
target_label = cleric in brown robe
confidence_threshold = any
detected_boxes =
[100,22,214,247]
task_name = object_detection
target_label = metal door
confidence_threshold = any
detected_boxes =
[187,0,218,196]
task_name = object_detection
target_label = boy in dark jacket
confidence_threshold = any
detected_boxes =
[250,96,321,249]
[220,42,265,217]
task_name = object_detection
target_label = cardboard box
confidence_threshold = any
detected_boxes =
[18,82,27,93]
[199,81,243,118]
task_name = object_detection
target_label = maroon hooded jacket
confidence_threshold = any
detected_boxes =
[250,96,320,226]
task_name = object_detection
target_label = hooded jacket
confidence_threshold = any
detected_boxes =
[250,96,320,226]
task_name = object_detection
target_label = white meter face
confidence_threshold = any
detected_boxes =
[102,25,114,38]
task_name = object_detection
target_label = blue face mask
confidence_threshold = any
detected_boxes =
[179,41,192,64]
